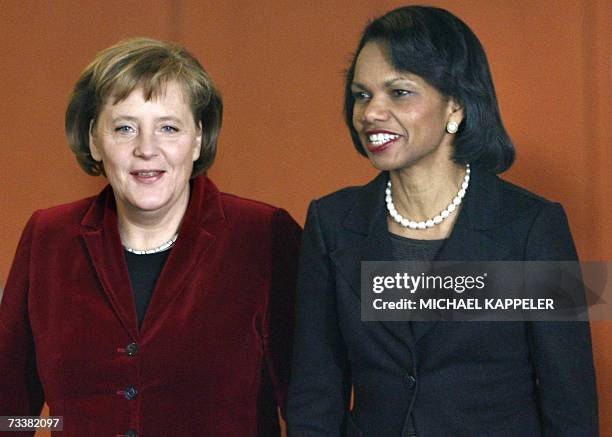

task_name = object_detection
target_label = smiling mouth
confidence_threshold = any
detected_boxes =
[364,132,401,153]
[367,132,400,146]
[131,170,164,177]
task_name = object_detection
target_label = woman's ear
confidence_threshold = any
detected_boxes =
[192,121,203,162]
[89,120,102,162]
[445,98,465,135]
[448,97,465,122]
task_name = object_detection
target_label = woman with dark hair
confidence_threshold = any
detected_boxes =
[0,38,300,436]
[287,6,597,436]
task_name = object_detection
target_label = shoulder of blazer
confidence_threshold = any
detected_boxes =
[219,191,290,220]
[186,176,300,240]
[493,175,560,226]
[441,167,560,231]
[24,191,104,236]
[215,188,300,239]
[312,172,387,234]
[315,183,373,214]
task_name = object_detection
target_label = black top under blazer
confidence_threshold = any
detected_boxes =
[287,168,598,437]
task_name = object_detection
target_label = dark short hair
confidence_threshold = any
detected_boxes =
[344,6,515,173]
[66,37,222,177]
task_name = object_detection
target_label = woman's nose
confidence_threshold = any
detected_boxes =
[361,96,390,124]
[133,131,159,158]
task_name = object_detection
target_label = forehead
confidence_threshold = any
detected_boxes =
[103,80,191,112]
[353,41,434,91]
[354,42,397,79]
[106,80,190,108]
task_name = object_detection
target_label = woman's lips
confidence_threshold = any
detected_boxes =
[364,131,401,154]
[130,170,165,184]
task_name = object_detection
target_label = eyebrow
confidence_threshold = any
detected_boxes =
[156,116,183,123]
[111,115,138,122]
[384,77,416,87]
[351,77,417,89]
[111,115,183,123]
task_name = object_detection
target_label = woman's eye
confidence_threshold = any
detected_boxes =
[161,125,179,133]
[115,125,136,134]
[352,91,370,101]
[392,89,412,97]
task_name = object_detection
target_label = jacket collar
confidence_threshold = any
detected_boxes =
[80,175,224,339]
[332,167,510,345]
[80,175,225,231]
[342,167,504,236]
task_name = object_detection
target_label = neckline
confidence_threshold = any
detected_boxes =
[388,232,447,244]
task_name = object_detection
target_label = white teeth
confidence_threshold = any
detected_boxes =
[136,171,159,177]
[368,133,399,145]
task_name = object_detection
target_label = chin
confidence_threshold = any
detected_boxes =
[126,196,170,213]
[132,204,168,214]
[367,155,413,172]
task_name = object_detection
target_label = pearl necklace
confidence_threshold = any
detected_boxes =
[124,233,178,255]
[385,164,470,230]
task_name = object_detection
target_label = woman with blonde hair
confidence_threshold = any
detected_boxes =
[0,38,300,436]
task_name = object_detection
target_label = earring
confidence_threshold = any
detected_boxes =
[446,121,459,134]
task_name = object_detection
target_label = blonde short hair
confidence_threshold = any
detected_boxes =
[66,37,222,176]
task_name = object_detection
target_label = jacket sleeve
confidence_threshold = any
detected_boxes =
[525,202,599,436]
[0,213,44,426]
[286,201,352,436]
[257,208,301,435]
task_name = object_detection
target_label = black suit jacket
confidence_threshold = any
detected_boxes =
[287,168,598,437]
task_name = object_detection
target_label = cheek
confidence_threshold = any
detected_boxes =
[173,145,198,169]
[101,162,124,181]
[352,110,363,131]
[408,107,442,133]
[423,99,450,121]
[98,149,128,174]
[102,153,125,169]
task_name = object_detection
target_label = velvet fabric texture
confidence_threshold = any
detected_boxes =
[286,168,598,437]
[0,175,301,436]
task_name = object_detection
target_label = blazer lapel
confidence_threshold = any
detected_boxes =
[331,173,394,299]
[436,167,511,263]
[139,176,223,333]
[331,173,415,349]
[81,187,139,339]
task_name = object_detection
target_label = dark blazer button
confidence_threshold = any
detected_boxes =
[125,342,139,357]
[125,429,138,437]
[403,374,416,389]
[124,385,138,400]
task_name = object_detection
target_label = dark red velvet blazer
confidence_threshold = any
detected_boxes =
[0,175,301,436]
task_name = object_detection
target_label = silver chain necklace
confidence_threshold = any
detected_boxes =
[124,233,178,255]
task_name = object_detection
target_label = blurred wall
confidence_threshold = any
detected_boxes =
[1,0,610,435]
